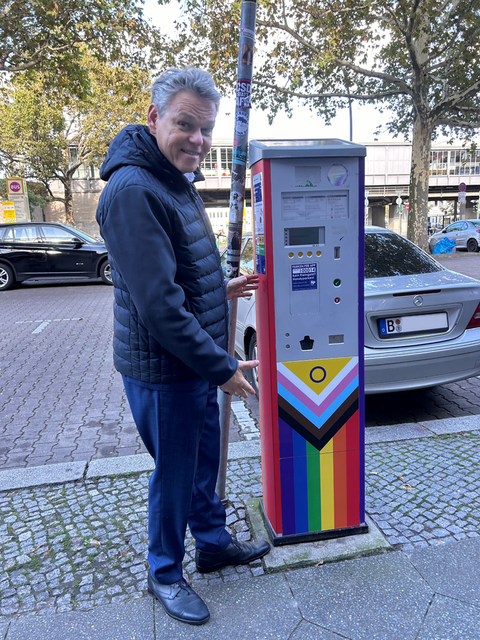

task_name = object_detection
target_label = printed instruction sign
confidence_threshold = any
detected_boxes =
[282,192,349,220]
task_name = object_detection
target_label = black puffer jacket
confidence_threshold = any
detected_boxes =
[96,124,237,385]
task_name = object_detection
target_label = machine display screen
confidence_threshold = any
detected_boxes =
[284,226,325,246]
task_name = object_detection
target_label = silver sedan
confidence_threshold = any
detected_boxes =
[224,228,480,395]
[429,219,480,253]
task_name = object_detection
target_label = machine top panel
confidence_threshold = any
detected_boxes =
[249,139,366,165]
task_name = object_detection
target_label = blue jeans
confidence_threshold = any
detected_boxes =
[122,375,232,584]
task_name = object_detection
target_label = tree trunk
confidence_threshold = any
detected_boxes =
[63,176,75,227]
[407,114,432,250]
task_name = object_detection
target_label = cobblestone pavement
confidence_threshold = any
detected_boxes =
[1,430,480,621]
[2,277,480,469]
[0,458,264,620]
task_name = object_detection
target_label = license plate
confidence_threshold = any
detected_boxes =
[379,312,448,337]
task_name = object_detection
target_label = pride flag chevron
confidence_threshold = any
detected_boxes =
[277,358,362,535]
[277,357,359,452]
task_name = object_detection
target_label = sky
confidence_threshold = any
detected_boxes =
[143,0,398,144]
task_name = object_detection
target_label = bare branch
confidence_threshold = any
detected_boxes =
[254,80,405,101]
[0,59,40,72]
[428,24,480,73]
[431,79,480,123]
[256,18,321,57]
[379,3,407,36]
[44,181,58,201]
[334,58,412,93]
[0,39,77,73]
[294,3,369,21]
[404,0,426,83]
[436,118,480,128]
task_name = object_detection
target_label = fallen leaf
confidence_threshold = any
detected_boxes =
[29,545,44,554]
[44,549,52,555]
[90,540,101,546]
[401,483,415,490]
[315,560,324,566]
[120,550,128,557]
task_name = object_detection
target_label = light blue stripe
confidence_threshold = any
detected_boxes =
[278,377,359,430]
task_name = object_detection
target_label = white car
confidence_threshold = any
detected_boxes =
[429,219,480,253]
[222,228,480,395]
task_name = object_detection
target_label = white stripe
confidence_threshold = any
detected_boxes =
[32,321,51,334]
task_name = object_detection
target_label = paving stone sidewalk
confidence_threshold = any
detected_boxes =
[3,283,480,470]
[1,430,480,625]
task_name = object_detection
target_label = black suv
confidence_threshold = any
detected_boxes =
[0,222,112,291]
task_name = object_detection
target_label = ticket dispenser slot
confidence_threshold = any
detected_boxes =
[250,138,367,545]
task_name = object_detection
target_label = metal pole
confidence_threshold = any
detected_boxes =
[216,0,258,501]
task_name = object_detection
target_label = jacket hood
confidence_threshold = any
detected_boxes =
[100,124,204,188]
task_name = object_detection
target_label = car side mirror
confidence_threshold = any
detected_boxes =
[71,238,83,246]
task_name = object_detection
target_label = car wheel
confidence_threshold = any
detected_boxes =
[0,264,15,291]
[467,238,478,253]
[99,260,113,285]
[248,333,259,396]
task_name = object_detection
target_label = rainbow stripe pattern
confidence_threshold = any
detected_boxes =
[277,357,362,535]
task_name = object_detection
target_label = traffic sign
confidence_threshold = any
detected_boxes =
[458,192,466,203]
[459,182,467,192]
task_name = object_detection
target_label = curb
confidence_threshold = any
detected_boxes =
[1,414,479,493]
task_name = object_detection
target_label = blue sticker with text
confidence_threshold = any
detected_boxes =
[291,263,317,291]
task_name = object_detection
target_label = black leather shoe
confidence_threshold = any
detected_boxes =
[147,574,210,625]
[195,539,271,573]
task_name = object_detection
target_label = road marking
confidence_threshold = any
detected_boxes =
[13,318,83,334]
[32,321,51,334]
[15,318,83,325]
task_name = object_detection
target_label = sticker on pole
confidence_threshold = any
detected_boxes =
[236,79,252,108]
[240,27,255,41]
[233,147,247,166]
[291,264,318,291]
[234,110,249,136]
[241,43,254,66]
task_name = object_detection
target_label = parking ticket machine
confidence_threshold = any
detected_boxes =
[250,139,368,544]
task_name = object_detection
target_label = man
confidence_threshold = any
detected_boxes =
[96,67,270,626]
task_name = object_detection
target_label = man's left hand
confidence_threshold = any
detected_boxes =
[226,274,259,301]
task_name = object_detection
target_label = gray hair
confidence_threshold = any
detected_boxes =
[151,67,221,117]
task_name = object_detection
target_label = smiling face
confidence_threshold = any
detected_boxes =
[147,89,217,174]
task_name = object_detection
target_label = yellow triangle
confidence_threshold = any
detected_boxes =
[282,358,353,395]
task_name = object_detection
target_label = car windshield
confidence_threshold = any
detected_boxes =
[69,228,102,243]
[365,232,443,278]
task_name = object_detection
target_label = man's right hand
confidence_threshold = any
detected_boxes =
[220,360,259,398]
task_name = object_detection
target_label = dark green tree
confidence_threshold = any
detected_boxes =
[0,0,161,97]
[0,53,151,225]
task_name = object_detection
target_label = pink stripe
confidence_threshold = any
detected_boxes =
[277,365,358,417]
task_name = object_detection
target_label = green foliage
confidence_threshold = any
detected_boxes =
[164,0,480,135]
[0,52,151,221]
[27,183,52,213]
[159,0,480,247]
[0,0,163,98]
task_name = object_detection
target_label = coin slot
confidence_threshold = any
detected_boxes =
[329,334,344,345]
[334,246,341,259]
[300,335,315,351]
